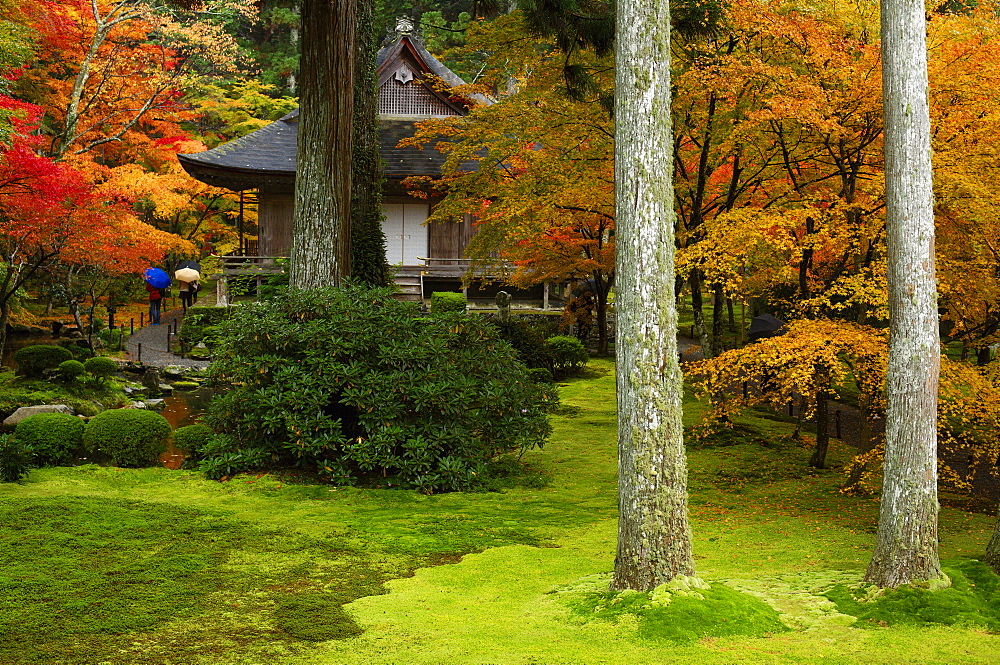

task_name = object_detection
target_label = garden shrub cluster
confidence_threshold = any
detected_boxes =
[13,345,73,378]
[546,335,589,375]
[83,356,118,382]
[13,413,84,466]
[481,316,589,378]
[178,306,231,350]
[83,409,171,467]
[203,284,557,491]
[430,291,467,314]
[56,359,86,382]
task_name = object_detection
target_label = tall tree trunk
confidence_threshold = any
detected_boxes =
[865,0,943,588]
[711,283,725,354]
[809,377,830,469]
[689,269,711,357]
[350,0,389,286]
[611,0,695,592]
[290,0,356,290]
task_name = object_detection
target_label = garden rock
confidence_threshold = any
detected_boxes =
[157,384,174,395]
[3,404,75,427]
[141,367,161,393]
[124,401,148,409]
[161,365,189,379]
[144,399,166,410]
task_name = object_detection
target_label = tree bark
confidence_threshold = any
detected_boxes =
[611,0,695,592]
[711,282,725,354]
[689,269,711,358]
[809,383,830,469]
[290,0,356,290]
[865,0,943,588]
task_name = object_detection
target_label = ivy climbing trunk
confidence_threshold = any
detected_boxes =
[611,0,695,592]
[350,0,390,286]
[864,0,943,588]
[290,0,356,290]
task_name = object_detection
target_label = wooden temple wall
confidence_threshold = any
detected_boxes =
[258,192,294,256]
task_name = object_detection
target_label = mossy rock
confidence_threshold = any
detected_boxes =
[171,381,200,391]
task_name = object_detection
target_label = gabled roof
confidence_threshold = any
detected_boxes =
[177,111,455,191]
[178,32,482,192]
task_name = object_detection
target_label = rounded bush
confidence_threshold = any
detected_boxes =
[83,409,171,467]
[84,356,118,380]
[430,291,467,314]
[13,345,73,378]
[204,284,557,491]
[56,359,86,382]
[546,335,589,376]
[14,412,84,466]
[487,317,555,370]
[172,424,214,455]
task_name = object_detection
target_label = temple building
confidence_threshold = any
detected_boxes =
[178,20,548,305]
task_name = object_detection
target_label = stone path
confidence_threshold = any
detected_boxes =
[124,287,215,372]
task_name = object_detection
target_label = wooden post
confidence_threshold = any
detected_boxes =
[543,282,550,310]
[137,343,142,364]
[130,318,134,335]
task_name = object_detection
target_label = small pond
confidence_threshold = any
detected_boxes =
[157,387,215,469]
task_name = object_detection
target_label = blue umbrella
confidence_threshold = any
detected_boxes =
[143,267,171,288]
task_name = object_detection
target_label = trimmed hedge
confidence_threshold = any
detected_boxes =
[547,335,589,376]
[84,356,118,380]
[14,412,84,466]
[430,291,467,314]
[56,360,86,382]
[83,409,171,467]
[13,345,73,378]
[172,424,214,455]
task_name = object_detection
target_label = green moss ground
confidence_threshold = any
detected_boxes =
[1,358,998,664]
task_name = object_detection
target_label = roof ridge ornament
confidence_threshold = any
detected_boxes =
[386,16,424,46]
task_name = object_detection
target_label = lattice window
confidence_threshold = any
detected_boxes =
[379,78,457,116]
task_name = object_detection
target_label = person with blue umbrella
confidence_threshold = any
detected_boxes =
[143,267,171,325]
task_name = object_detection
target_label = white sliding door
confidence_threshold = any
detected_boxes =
[382,203,429,266]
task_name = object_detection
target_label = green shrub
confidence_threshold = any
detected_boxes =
[527,367,554,384]
[430,291,467,314]
[56,359,86,382]
[0,434,30,482]
[13,412,84,466]
[172,424,214,456]
[485,317,555,370]
[13,345,73,378]
[179,306,231,348]
[83,409,171,467]
[84,356,118,381]
[204,284,557,491]
[98,327,125,347]
[547,335,589,376]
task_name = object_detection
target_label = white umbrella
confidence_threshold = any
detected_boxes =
[175,267,200,282]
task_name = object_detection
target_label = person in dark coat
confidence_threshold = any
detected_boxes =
[146,282,163,325]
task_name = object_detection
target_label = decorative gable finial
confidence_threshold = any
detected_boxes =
[386,15,424,46]
[395,17,415,35]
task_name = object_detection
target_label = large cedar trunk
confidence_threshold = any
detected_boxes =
[290,0,356,289]
[865,0,943,588]
[611,0,695,592]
